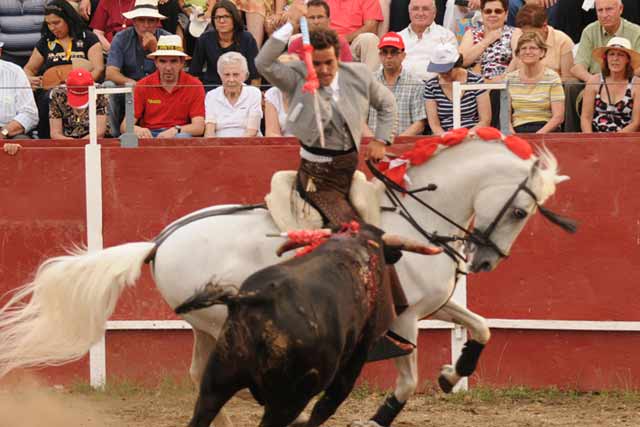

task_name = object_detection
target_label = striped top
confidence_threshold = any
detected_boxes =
[506,68,565,128]
[423,71,485,131]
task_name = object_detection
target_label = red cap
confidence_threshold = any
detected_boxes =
[378,32,405,50]
[66,68,94,109]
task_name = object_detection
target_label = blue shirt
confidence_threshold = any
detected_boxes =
[107,27,170,81]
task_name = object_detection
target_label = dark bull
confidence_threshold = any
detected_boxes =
[175,224,441,427]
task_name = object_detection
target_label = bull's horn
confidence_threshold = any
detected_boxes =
[276,240,306,257]
[382,234,442,255]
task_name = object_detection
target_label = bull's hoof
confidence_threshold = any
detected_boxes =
[288,414,309,427]
[349,421,384,427]
[438,364,459,394]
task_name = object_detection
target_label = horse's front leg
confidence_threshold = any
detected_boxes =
[430,299,490,393]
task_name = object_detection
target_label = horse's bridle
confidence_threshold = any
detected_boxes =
[367,160,577,265]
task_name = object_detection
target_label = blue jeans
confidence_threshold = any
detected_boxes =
[150,128,193,138]
[508,0,560,28]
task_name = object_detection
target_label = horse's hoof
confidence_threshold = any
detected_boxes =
[349,421,383,427]
[438,364,457,393]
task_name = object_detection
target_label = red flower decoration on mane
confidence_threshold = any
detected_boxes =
[504,135,533,160]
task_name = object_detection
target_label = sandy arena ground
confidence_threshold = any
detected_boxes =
[1,378,639,427]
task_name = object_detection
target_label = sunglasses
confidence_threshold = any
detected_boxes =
[483,8,505,14]
[214,15,232,21]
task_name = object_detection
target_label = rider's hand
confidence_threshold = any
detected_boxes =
[367,139,386,163]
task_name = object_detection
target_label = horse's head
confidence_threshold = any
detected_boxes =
[468,147,575,273]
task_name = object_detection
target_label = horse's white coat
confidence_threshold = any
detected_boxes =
[0,138,565,425]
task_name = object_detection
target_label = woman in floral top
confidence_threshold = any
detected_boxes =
[49,68,110,139]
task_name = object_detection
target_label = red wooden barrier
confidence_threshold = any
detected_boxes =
[0,135,638,389]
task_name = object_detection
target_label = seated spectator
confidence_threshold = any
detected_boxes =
[398,0,457,82]
[506,32,564,133]
[49,68,110,139]
[233,0,286,47]
[0,42,39,141]
[513,3,574,79]
[580,37,640,132]
[190,0,260,91]
[459,0,521,81]
[105,0,170,136]
[0,0,47,67]
[265,53,298,137]
[204,52,262,137]
[424,43,491,133]
[89,0,136,53]
[572,0,640,82]
[442,0,481,39]
[369,32,426,136]
[128,35,205,138]
[326,0,384,71]
[287,0,353,62]
[23,0,104,139]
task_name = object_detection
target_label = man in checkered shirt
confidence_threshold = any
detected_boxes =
[367,32,427,136]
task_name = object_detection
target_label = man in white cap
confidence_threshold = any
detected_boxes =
[125,34,205,138]
[105,0,172,135]
[0,41,38,155]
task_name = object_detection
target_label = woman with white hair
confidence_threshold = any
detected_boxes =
[204,51,262,137]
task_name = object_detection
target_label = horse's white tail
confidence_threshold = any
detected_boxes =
[0,242,156,378]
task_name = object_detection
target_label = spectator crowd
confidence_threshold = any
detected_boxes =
[1,0,640,151]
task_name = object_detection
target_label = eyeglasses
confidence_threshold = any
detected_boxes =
[482,8,505,14]
[214,15,232,21]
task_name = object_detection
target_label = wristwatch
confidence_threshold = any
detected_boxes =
[1,128,9,138]
[174,125,182,134]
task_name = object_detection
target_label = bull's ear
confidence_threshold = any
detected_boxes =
[554,175,570,184]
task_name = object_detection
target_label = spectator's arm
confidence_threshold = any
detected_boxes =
[96,114,108,138]
[183,116,205,136]
[570,63,595,83]
[572,31,596,82]
[459,29,495,67]
[264,100,283,136]
[88,43,105,81]
[621,79,640,132]
[12,71,38,132]
[400,119,425,136]
[1,120,26,137]
[106,66,136,85]
[537,100,564,133]
[189,39,205,79]
[23,48,45,89]
[425,100,444,135]
[579,75,597,133]
[474,90,492,128]
[50,118,73,139]
[204,122,216,137]
[79,0,91,20]
[368,77,397,144]
[345,19,378,43]
[560,51,575,81]
[93,29,111,53]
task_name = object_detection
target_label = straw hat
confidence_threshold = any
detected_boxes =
[592,37,640,70]
[123,0,167,20]
[147,34,190,58]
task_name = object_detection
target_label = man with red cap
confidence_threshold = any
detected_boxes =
[49,68,110,139]
[368,32,426,136]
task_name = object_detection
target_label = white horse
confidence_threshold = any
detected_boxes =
[0,136,574,427]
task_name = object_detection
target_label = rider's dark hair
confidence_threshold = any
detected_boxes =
[310,28,341,58]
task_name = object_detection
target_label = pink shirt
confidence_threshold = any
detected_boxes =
[288,35,353,62]
[325,0,383,38]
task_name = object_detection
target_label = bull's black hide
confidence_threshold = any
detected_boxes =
[176,224,395,427]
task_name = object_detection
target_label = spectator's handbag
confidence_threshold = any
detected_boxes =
[42,59,94,90]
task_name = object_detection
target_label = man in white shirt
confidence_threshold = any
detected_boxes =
[0,41,38,155]
[398,0,457,81]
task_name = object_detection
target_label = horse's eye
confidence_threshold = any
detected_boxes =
[513,208,528,219]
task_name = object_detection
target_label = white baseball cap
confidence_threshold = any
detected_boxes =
[427,43,461,73]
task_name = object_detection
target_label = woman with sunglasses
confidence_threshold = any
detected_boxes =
[459,0,520,82]
[190,0,260,91]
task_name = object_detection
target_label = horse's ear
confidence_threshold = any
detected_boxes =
[554,175,570,184]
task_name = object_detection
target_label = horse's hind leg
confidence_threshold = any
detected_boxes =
[431,299,489,393]
[188,387,237,427]
[190,327,234,427]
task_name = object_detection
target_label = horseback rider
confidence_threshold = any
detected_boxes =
[255,0,397,228]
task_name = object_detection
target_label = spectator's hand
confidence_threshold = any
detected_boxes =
[141,32,158,53]
[156,127,179,139]
[28,75,42,89]
[468,0,481,9]
[483,28,502,46]
[79,0,91,20]
[3,143,21,156]
[286,0,307,32]
[366,139,386,163]
[134,126,153,138]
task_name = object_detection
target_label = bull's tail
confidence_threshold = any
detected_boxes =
[0,242,156,378]
[174,284,239,314]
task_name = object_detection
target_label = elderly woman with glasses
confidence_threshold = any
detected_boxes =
[204,52,262,137]
[506,31,565,134]
[190,0,260,91]
[459,0,521,82]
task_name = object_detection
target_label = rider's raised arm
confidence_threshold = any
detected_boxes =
[256,23,303,96]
